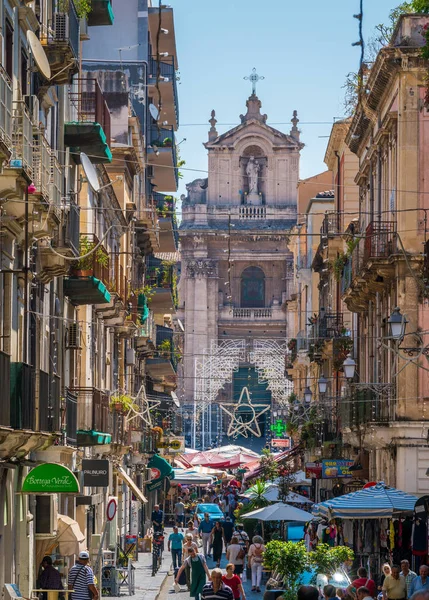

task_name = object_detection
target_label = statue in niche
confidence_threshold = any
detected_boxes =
[246,156,260,194]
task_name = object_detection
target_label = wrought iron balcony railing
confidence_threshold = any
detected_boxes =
[321,211,340,239]
[0,66,12,154]
[364,221,395,264]
[11,101,33,179]
[39,371,61,432]
[68,78,111,145]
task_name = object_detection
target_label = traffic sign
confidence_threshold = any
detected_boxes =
[106,498,117,521]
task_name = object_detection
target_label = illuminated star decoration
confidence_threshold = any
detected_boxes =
[220,386,270,438]
[124,385,161,428]
[270,419,287,437]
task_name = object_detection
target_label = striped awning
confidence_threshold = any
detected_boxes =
[312,483,417,519]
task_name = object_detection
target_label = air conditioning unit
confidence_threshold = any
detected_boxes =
[67,322,81,349]
[126,348,136,366]
[35,495,58,538]
[53,12,70,41]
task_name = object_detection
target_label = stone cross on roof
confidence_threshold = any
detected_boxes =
[244,68,265,95]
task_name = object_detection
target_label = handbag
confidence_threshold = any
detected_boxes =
[237,547,245,560]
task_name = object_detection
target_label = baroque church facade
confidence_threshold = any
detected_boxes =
[178,92,302,449]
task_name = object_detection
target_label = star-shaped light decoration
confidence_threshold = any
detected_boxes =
[220,387,270,438]
[124,385,161,428]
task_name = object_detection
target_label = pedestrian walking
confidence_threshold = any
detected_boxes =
[168,525,184,569]
[226,536,245,577]
[175,497,186,528]
[199,512,214,558]
[379,565,392,593]
[248,535,266,593]
[186,520,200,543]
[151,504,164,532]
[222,563,246,600]
[183,535,199,590]
[39,556,63,600]
[201,568,234,600]
[222,516,234,545]
[210,520,226,567]
[408,566,429,598]
[175,547,211,600]
[382,565,407,600]
[400,561,417,598]
[352,568,377,598]
[68,551,99,600]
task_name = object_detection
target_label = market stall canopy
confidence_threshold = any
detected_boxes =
[242,502,314,522]
[312,482,418,519]
[188,451,256,469]
[57,514,86,556]
[172,468,215,485]
[115,466,148,503]
[242,485,313,504]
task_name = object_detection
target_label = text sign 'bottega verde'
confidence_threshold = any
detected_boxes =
[21,463,80,494]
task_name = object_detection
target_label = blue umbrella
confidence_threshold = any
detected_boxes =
[312,482,417,519]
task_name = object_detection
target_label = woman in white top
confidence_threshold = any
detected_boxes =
[226,535,245,577]
[185,520,199,544]
[248,535,266,593]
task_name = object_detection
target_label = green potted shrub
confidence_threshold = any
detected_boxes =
[110,393,136,414]
[163,137,172,147]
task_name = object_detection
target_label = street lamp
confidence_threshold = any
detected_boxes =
[343,354,356,380]
[304,386,313,404]
[318,376,328,395]
[388,307,408,341]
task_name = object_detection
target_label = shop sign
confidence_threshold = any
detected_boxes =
[21,463,80,494]
[305,462,322,479]
[272,438,290,448]
[130,500,139,535]
[156,436,185,453]
[125,534,137,560]
[322,459,354,479]
[82,459,110,487]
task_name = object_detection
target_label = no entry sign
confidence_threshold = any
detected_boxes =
[106,498,117,521]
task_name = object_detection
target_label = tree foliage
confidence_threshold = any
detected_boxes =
[258,449,279,482]
[309,543,354,578]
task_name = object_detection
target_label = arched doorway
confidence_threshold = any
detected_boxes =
[241,266,265,308]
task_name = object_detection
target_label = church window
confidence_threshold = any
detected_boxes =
[241,266,265,308]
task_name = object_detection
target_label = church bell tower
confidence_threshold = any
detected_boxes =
[178,76,303,449]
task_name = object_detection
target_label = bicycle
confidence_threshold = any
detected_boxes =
[152,531,164,576]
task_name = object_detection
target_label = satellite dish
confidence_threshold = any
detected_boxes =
[27,31,51,80]
[177,318,185,332]
[80,152,100,193]
[149,103,159,121]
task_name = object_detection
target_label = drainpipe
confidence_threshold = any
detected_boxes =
[377,146,382,223]
[23,186,28,364]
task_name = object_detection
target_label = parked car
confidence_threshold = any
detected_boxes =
[195,503,224,522]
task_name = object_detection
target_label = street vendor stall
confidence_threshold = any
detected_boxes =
[311,483,418,577]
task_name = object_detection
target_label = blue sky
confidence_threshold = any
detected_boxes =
[167,0,397,196]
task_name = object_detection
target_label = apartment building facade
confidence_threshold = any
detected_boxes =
[0,0,180,594]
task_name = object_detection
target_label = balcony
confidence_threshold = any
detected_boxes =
[87,0,115,26]
[136,184,159,254]
[146,259,177,314]
[341,385,396,428]
[321,211,340,239]
[363,221,395,265]
[65,78,112,163]
[0,351,10,427]
[239,205,266,219]
[155,193,178,252]
[0,67,12,164]
[136,309,156,355]
[146,325,177,383]
[39,371,61,433]
[65,388,77,446]
[314,312,344,340]
[39,1,79,84]
[148,6,178,66]
[64,233,111,305]
[148,56,179,129]
[10,362,35,431]
[71,387,112,445]
[148,126,178,191]
[218,305,286,323]
[31,132,63,224]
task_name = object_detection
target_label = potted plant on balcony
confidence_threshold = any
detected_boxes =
[157,338,171,359]
[162,137,172,147]
[110,393,136,415]
[70,236,109,277]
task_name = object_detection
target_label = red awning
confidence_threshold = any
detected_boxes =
[188,451,257,469]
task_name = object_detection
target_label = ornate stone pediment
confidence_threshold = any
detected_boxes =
[186,259,217,278]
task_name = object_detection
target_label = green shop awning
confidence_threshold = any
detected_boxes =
[22,463,80,494]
